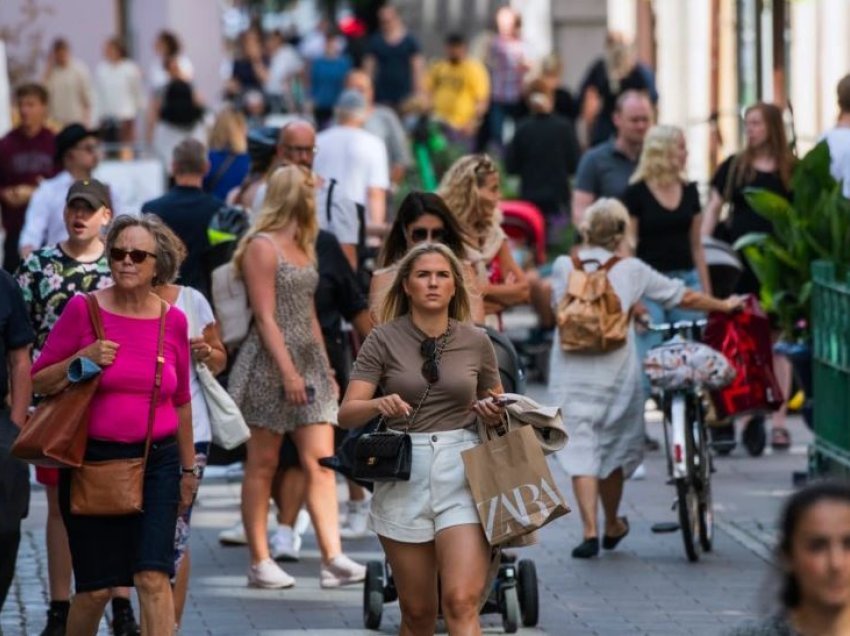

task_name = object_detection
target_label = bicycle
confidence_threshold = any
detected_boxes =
[643,319,720,562]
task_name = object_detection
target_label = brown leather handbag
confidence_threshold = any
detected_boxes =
[12,294,105,468]
[70,300,167,516]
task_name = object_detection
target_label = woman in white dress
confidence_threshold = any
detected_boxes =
[548,198,742,559]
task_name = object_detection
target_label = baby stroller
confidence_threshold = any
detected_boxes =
[500,200,547,268]
[360,330,539,633]
[701,237,773,457]
[364,552,539,633]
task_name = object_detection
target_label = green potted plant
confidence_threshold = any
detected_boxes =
[733,140,850,427]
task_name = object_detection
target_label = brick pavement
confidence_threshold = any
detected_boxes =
[2,389,811,636]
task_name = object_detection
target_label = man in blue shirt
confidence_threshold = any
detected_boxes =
[142,139,221,300]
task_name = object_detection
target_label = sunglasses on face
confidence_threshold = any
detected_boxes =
[109,248,157,264]
[409,227,446,244]
[420,337,440,384]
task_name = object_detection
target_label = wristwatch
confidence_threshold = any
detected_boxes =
[181,465,202,478]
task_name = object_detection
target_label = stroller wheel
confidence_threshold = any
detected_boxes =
[517,560,539,627]
[710,422,736,456]
[743,415,767,457]
[363,561,384,630]
[501,585,520,633]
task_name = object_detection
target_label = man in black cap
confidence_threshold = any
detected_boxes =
[18,123,125,259]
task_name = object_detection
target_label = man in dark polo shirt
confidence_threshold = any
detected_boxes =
[142,138,220,300]
[0,270,35,613]
[572,89,653,225]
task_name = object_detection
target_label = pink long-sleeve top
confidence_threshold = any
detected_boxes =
[32,294,191,443]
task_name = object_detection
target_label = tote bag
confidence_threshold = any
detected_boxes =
[462,424,570,546]
[184,289,250,450]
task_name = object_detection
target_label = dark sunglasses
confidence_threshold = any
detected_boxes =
[420,337,440,384]
[410,227,446,244]
[109,248,157,264]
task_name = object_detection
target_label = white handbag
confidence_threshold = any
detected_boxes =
[195,362,251,449]
[211,262,251,350]
[184,289,251,449]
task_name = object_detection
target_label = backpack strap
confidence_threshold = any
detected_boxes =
[600,256,621,271]
[326,178,336,224]
[570,254,584,271]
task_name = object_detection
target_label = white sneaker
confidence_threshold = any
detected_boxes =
[270,525,302,562]
[247,558,295,589]
[631,463,647,481]
[293,508,311,536]
[320,554,366,588]
[219,521,247,545]
[340,500,371,539]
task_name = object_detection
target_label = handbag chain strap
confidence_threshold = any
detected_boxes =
[402,321,452,433]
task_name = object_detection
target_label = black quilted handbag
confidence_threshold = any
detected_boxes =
[351,329,448,482]
[352,423,412,482]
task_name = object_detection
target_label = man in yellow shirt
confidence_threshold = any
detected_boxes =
[425,34,490,142]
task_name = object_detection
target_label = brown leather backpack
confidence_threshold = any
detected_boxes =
[556,255,629,353]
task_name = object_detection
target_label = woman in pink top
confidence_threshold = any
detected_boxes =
[32,215,194,636]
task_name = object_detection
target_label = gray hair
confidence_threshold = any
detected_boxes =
[172,138,208,176]
[106,214,187,286]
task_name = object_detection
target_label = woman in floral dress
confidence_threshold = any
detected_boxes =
[14,179,139,636]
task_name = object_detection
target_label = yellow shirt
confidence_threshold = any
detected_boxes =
[425,59,490,130]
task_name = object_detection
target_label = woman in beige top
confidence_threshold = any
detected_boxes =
[340,243,506,635]
[369,191,485,324]
[438,154,529,327]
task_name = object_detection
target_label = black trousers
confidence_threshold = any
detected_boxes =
[0,530,21,611]
[0,407,29,611]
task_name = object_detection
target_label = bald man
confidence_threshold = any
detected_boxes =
[252,120,361,269]
[571,89,654,225]
[345,69,411,185]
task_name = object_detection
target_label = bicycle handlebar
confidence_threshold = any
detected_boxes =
[638,318,708,340]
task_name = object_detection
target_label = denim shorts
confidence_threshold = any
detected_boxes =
[59,436,180,592]
[369,428,481,543]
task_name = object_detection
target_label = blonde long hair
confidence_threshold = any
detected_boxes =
[437,154,501,242]
[630,125,685,186]
[379,243,472,325]
[208,107,248,154]
[233,165,317,273]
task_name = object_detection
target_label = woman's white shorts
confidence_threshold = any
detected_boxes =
[369,428,481,543]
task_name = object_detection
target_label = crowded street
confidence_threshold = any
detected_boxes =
[2,1,850,635]
[3,381,811,635]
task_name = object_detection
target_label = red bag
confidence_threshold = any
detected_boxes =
[703,295,784,419]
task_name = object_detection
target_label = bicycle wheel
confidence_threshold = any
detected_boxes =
[676,395,700,562]
[695,408,714,552]
[676,478,700,562]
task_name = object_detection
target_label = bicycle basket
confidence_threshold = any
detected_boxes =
[643,337,736,391]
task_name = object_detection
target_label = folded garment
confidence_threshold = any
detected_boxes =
[67,357,102,384]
